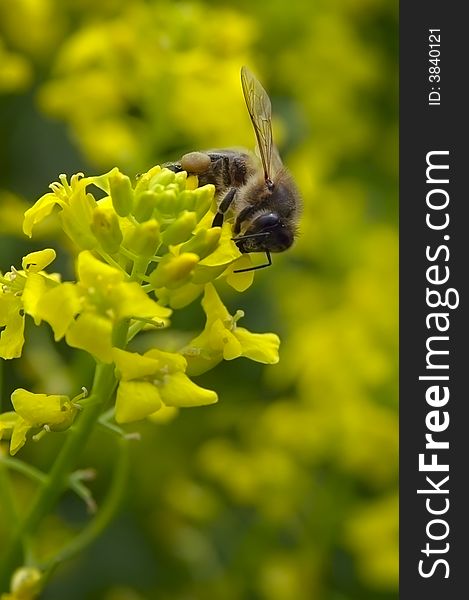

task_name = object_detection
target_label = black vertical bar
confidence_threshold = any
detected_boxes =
[400,2,468,598]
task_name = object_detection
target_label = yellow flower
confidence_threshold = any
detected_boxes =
[0,249,59,359]
[0,390,78,455]
[34,251,172,363]
[112,347,217,424]
[183,283,280,375]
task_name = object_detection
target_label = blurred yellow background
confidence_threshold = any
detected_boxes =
[0,0,398,598]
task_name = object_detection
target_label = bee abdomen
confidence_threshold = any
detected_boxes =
[202,151,250,189]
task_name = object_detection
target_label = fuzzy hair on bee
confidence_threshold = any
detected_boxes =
[165,66,302,272]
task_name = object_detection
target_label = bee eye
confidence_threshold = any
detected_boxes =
[255,213,280,229]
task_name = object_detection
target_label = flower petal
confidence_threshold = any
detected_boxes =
[148,405,179,423]
[23,193,63,237]
[144,348,187,373]
[0,412,19,440]
[76,251,124,288]
[111,282,172,323]
[234,327,280,364]
[200,283,230,324]
[21,248,57,273]
[66,312,113,362]
[159,372,218,407]
[210,319,242,360]
[115,380,162,423]
[34,283,82,339]
[10,417,31,455]
[0,294,25,359]
[112,348,160,380]
[183,349,223,377]
[225,256,255,292]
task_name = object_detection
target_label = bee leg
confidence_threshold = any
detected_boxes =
[233,251,272,273]
[212,188,237,227]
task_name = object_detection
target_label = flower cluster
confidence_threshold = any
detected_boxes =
[0,166,280,454]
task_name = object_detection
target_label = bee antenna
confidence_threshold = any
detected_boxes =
[231,231,270,243]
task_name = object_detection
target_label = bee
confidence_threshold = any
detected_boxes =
[165,66,301,272]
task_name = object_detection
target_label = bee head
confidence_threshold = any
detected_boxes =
[234,212,294,253]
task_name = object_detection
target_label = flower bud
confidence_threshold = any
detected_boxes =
[134,165,161,196]
[174,170,188,190]
[109,170,134,216]
[153,189,178,218]
[11,566,42,598]
[125,220,161,258]
[193,185,215,219]
[156,282,204,309]
[172,189,195,212]
[133,190,158,222]
[149,168,176,188]
[161,211,197,246]
[180,227,221,259]
[150,253,199,289]
[90,206,123,254]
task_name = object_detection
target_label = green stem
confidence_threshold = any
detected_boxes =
[95,249,131,278]
[43,437,130,579]
[0,321,128,592]
[0,456,47,485]
[0,453,20,543]
[130,256,151,282]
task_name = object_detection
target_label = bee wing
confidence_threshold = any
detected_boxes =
[241,66,278,182]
